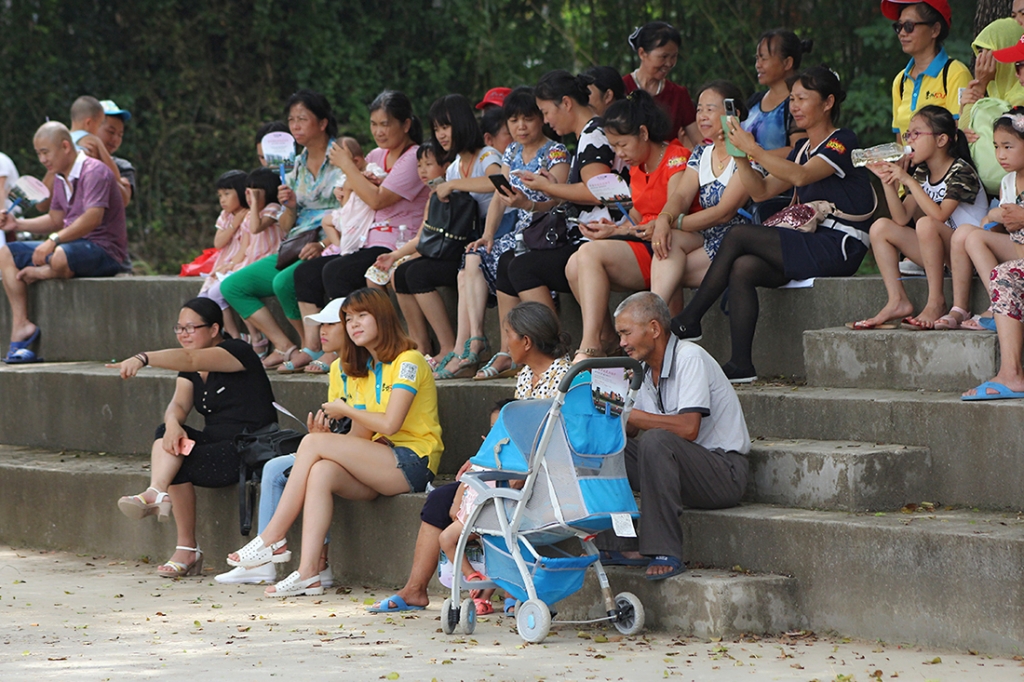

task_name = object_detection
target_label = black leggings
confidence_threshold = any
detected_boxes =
[157,423,241,488]
[499,242,580,295]
[293,255,338,306]
[674,224,789,370]
[322,247,390,300]
[392,256,460,295]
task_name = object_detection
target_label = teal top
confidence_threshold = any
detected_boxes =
[284,138,343,238]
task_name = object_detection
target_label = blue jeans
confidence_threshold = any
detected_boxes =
[258,455,331,544]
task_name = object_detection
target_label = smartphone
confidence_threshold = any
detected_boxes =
[488,173,515,196]
[721,99,745,158]
[180,438,195,456]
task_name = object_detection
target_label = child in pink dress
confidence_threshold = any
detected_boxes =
[200,168,282,341]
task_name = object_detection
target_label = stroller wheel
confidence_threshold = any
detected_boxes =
[612,591,645,636]
[440,597,458,635]
[516,599,551,643]
[459,598,477,635]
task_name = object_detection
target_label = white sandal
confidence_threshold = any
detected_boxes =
[118,486,172,522]
[226,536,291,569]
[266,570,323,597]
[157,545,203,578]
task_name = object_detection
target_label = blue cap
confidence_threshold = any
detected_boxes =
[100,100,131,122]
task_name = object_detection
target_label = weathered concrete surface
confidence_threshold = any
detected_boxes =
[0,273,992,378]
[0,363,515,475]
[804,327,999,391]
[559,567,802,637]
[0,445,427,586]
[746,438,931,511]
[0,446,799,638]
[736,384,1024,509]
[680,504,1024,655]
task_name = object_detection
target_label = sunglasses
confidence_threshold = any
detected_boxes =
[892,20,930,34]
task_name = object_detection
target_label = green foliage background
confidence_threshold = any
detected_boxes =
[0,0,979,273]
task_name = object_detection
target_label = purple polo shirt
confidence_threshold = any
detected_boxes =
[51,153,128,263]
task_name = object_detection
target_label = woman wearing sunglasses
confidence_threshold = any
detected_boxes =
[883,0,971,149]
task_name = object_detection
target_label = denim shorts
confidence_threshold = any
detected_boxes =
[8,239,124,277]
[393,446,434,493]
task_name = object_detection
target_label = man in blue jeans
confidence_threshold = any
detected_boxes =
[0,121,127,364]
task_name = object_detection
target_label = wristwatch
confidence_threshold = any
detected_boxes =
[47,232,61,245]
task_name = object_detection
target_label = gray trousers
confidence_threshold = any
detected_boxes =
[600,429,748,559]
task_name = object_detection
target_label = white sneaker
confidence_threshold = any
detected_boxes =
[320,564,334,589]
[215,563,277,585]
[899,259,925,276]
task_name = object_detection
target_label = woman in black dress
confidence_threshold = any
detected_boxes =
[110,298,277,577]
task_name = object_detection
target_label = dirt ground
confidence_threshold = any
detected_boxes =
[2,546,1022,681]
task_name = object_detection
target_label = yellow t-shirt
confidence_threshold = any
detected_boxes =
[328,358,349,402]
[347,349,443,474]
[891,48,972,138]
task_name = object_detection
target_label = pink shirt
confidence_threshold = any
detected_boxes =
[51,153,127,263]
[363,145,430,250]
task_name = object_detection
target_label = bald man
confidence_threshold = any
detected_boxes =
[0,122,127,364]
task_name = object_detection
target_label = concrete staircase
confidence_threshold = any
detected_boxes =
[1,275,1022,652]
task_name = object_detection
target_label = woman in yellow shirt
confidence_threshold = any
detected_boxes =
[227,288,443,597]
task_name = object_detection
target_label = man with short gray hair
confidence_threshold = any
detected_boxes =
[602,292,750,579]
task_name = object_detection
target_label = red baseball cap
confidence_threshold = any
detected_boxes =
[995,34,1024,63]
[475,87,511,110]
[880,0,951,27]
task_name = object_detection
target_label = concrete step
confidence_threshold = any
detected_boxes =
[679,503,1024,655]
[804,327,998,391]
[6,362,1017,508]
[558,566,801,638]
[0,445,798,638]
[0,273,992,379]
[736,384,1024,509]
[746,438,930,511]
[0,362,515,475]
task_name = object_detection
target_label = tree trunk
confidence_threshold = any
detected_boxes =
[976,0,1012,37]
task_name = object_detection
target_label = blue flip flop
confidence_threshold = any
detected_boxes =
[3,347,43,364]
[4,327,40,362]
[645,555,686,581]
[599,550,649,567]
[961,381,1024,401]
[366,594,425,613]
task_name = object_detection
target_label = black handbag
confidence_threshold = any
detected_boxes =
[416,192,481,260]
[275,229,319,270]
[521,207,571,250]
[234,423,304,535]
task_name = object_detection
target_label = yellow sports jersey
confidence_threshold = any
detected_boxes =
[347,350,443,474]
[891,48,971,138]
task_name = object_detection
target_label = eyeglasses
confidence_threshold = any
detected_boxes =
[902,130,935,142]
[173,323,211,335]
[892,20,930,34]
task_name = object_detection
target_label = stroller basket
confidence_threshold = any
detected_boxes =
[482,536,597,605]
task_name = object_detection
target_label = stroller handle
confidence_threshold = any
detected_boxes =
[556,357,644,395]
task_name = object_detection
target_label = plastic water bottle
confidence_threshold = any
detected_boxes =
[851,143,911,167]
[395,224,408,249]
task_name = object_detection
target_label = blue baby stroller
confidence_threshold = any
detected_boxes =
[441,358,646,643]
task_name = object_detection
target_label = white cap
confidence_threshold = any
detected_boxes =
[304,297,345,324]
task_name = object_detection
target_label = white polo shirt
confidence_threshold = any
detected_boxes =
[634,337,751,455]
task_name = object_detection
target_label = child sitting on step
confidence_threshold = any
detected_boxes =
[848,105,987,330]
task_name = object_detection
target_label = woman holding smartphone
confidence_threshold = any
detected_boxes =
[110,298,278,578]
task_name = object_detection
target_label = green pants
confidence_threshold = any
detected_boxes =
[220,255,301,320]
